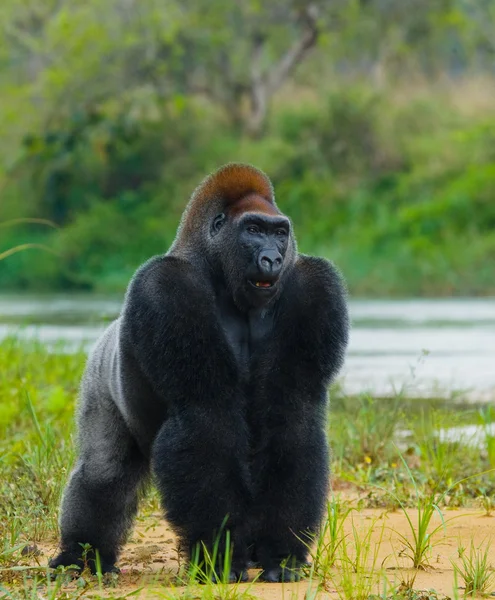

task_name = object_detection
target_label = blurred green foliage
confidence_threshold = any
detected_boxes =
[1,0,495,295]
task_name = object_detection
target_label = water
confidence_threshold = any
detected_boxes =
[0,295,494,401]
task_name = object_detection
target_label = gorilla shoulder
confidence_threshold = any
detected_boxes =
[120,255,218,353]
[295,255,348,310]
[124,255,212,315]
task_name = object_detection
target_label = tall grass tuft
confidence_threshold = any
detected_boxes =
[452,539,495,597]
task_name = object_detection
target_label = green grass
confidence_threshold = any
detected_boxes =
[308,496,353,583]
[382,452,452,570]
[329,513,387,600]
[452,539,495,597]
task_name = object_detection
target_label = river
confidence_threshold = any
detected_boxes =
[0,295,494,401]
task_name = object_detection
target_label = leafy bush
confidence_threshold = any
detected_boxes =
[2,85,495,296]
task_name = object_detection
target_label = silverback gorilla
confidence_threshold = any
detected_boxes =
[50,164,349,582]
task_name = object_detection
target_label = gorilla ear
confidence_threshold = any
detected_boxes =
[210,213,226,237]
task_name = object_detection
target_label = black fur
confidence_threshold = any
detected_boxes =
[49,164,349,582]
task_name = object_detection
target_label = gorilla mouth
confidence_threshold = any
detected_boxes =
[249,280,274,289]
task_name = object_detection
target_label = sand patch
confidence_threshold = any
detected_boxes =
[20,503,495,599]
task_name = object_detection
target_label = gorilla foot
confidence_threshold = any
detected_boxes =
[228,568,249,583]
[203,568,248,584]
[246,560,261,569]
[49,550,120,576]
[260,566,302,583]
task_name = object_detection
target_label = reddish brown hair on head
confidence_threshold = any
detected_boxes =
[190,163,275,207]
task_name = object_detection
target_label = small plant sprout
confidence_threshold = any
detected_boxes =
[396,494,446,570]
[188,527,235,584]
[184,526,258,600]
[478,494,493,517]
[377,448,451,570]
[307,496,353,586]
[328,512,388,600]
[452,539,495,597]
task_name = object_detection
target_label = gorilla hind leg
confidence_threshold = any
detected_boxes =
[50,397,148,574]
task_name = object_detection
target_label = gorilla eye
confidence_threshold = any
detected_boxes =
[276,229,287,237]
[247,225,260,234]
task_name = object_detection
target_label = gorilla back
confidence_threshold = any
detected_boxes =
[50,163,349,582]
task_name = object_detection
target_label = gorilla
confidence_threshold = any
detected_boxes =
[49,163,349,582]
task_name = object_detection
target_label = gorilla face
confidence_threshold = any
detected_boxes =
[238,213,290,298]
[211,211,293,310]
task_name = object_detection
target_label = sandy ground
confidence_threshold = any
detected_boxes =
[24,501,495,599]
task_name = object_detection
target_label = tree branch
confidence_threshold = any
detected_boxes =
[246,4,319,135]
[265,4,319,96]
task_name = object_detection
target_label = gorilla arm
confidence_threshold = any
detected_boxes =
[250,255,349,580]
[120,255,253,570]
[292,255,349,383]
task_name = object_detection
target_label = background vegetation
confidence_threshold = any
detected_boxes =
[1,0,495,296]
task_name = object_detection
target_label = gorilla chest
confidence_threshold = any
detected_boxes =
[219,307,274,377]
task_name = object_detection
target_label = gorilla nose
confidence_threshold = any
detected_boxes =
[258,249,283,276]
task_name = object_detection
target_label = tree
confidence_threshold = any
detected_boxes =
[1,0,325,136]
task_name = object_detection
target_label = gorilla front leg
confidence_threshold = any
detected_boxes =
[50,399,148,574]
[253,426,329,582]
[152,415,252,580]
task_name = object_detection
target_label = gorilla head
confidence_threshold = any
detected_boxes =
[170,163,297,310]
[210,194,296,309]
